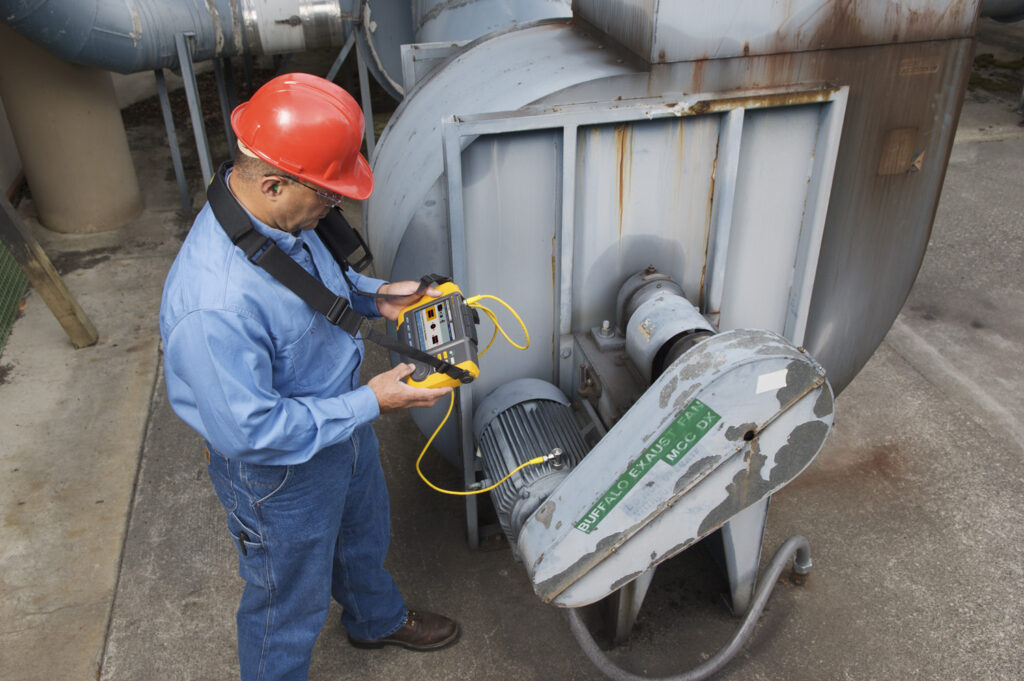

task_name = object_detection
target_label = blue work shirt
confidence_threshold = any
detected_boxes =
[160,184,387,466]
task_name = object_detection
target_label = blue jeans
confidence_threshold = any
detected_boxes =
[206,423,407,681]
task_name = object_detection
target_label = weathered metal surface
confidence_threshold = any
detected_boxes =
[515,328,834,607]
[575,331,645,428]
[415,82,844,454]
[371,20,974,416]
[400,40,468,91]
[624,290,716,383]
[415,0,571,44]
[360,0,573,99]
[614,267,684,335]
[367,20,632,278]
[357,0,416,98]
[572,0,979,63]
[719,497,770,615]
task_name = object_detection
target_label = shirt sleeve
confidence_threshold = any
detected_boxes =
[345,268,387,318]
[163,308,380,465]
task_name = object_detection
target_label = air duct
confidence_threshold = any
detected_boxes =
[0,0,355,74]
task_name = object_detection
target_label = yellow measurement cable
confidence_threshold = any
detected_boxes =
[416,392,549,496]
[472,303,499,357]
[415,292,535,496]
[465,294,530,350]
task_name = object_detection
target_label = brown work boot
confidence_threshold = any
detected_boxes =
[348,610,460,651]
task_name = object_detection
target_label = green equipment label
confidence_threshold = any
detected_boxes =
[574,399,720,534]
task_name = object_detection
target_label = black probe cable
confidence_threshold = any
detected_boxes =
[565,535,812,681]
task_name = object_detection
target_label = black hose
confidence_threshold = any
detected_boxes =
[565,535,812,681]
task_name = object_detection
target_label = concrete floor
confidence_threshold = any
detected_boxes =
[1,21,1023,681]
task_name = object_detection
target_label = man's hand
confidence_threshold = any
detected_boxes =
[368,363,452,413]
[376,281,441,322]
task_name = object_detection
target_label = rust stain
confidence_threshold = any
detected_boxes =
[878,127,920,176]
[638,318,654,342]
[855,445,902,479]
[614,123,633,247]
[690,100,711,116]
[676,118,686,164]
[663,86,838,125]
[692,58,707,93]
[551,236,557,293]
[698,141,717,309]
[792,0,971,51]
[805,0,867,50]
[795,444,904,490]
[761,51,799,89]
[550,240,557,365]
[705,88,839,114]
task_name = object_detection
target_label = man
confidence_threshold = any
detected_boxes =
[159,73,458,681]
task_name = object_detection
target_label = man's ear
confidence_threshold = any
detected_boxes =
[260,176,282,199]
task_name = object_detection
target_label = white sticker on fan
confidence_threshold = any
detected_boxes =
[756,369,788,394]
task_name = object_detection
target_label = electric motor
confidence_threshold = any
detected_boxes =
[474,378,589,548]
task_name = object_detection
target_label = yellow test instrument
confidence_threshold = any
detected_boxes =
[396,282,481,389]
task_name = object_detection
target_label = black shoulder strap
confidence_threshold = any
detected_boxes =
[207,163,365,335]
[316,209,373,273]
[205,164,472,383]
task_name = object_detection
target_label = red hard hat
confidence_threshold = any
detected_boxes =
[231,73,374,200]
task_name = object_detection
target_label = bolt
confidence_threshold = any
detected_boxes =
[560,348,571,358]
[598,320,613,338]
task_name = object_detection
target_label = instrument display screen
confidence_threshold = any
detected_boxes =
[416,299,454,351]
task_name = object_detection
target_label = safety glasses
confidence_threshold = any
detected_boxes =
[295,179,346,208]
[268,173,346,207]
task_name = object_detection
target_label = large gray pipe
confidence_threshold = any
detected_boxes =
[0,0,355,74]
